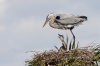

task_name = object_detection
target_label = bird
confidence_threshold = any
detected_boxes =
[43,13,87,29]
[42,13,87,47]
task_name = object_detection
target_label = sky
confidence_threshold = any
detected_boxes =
[0,0,100,66]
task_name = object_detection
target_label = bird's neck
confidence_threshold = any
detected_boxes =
[49,16,61,29]
[49,22,56,28]
[49,22,61,29]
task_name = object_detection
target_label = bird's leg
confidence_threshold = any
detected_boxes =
[70,29,75,49]
[70,30,75,39]
[66,30,68,50]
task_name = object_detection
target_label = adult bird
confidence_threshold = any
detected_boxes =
[42,13,87,45]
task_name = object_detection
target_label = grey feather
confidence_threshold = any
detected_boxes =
[54,14,87,26]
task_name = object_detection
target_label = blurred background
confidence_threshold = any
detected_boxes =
[0,0,100,66]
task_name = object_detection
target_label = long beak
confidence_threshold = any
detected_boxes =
[42,18,50,28]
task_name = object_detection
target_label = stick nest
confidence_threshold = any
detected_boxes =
[25,47,100,66]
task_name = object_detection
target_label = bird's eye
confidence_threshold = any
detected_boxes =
[56,16,60,19]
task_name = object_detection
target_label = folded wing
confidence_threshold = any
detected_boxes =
[55,14,87,26]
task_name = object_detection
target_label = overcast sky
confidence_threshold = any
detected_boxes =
[0,0,100,66]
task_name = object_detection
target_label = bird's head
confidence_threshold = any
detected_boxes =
[42,13,55,28]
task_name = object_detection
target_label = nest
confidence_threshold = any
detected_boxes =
[26,48,97,66]
[25,34,100,66]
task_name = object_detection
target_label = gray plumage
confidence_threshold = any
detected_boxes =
[43,13,87,30]
[55,14,87,26]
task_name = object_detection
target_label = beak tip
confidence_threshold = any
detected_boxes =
[43,19,49,28]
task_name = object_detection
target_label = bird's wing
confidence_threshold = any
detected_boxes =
[55,14,84,25]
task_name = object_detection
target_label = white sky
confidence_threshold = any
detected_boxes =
[0,0,100,66]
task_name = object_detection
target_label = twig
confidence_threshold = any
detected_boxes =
[58,34,67,50]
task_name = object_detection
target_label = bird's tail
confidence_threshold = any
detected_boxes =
[79,16,87,21]
[74,16,87,26]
